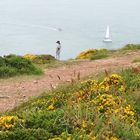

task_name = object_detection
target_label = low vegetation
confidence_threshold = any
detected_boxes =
[90,51,109,60]
[133,57,140,63]
[0,44,139,78]
[0,67,140,140]
[121,44,140,50]
[0,55,43,78]
[76,49,109,60]
[24,54,84,70]
[23,54,56,64]
[76,44,140,60]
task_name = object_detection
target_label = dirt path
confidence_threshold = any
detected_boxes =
[0,51,139,112]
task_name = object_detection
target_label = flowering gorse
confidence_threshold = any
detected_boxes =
[99,74,125,94]
[0,116,18,130]
[76,49,108,59]
[23,54,37,60]
[64,74,137,139]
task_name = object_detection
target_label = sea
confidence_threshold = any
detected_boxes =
[0,0,140,60]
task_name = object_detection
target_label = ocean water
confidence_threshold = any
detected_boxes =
[0,0,140,59]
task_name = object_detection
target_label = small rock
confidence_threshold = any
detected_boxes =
[23,95,26,98]
[33,80,38,84]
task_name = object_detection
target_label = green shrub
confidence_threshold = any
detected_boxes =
[90,51,109,60]
[0,57,5,67]
[23,109,67,135]
[0,55,43,78]
[0,128,52,140]
[5,55,32,69]
[0,66,17,78]
[122,44,140,50]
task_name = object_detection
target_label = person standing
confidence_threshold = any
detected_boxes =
[56,41,61,60]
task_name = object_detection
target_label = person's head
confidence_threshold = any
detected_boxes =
[56,41,60,44]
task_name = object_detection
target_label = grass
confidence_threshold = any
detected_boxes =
[114,44,140,56]
[120,67,140,114]
[120,68,140,90]
[90,52,109,60]
[133,57,140,63]
[38,59,83,69]
[121,44,140,50]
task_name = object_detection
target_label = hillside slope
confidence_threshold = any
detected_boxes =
[0,51,139,112]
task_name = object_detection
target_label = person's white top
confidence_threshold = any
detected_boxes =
[56,43,61,50]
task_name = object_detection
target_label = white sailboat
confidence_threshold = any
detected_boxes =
[103,25,112,42]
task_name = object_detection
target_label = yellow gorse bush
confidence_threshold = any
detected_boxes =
[64,74,137,139]
[75,74,125,102]
[23,54,37,60]
[0,116,18,130]
[93,94,117,113]
[76,49,97,59]
[31,98,56,111]
[99,74,125,93]
[76,49,108,59]
[124,105,135,116]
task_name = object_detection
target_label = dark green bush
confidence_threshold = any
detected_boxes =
[5,55,32,69]
[24,109,67,135]
[0,55,43,78]
[0,66,17,78]
[0,128,52,140]
[0,57,5,67]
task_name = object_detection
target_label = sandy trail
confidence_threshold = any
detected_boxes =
[0,51,139,112]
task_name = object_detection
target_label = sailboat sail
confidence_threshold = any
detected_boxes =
[105,25,110,38]
[103,25,112,42]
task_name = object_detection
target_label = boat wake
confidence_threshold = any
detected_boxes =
[0,22,62,32]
